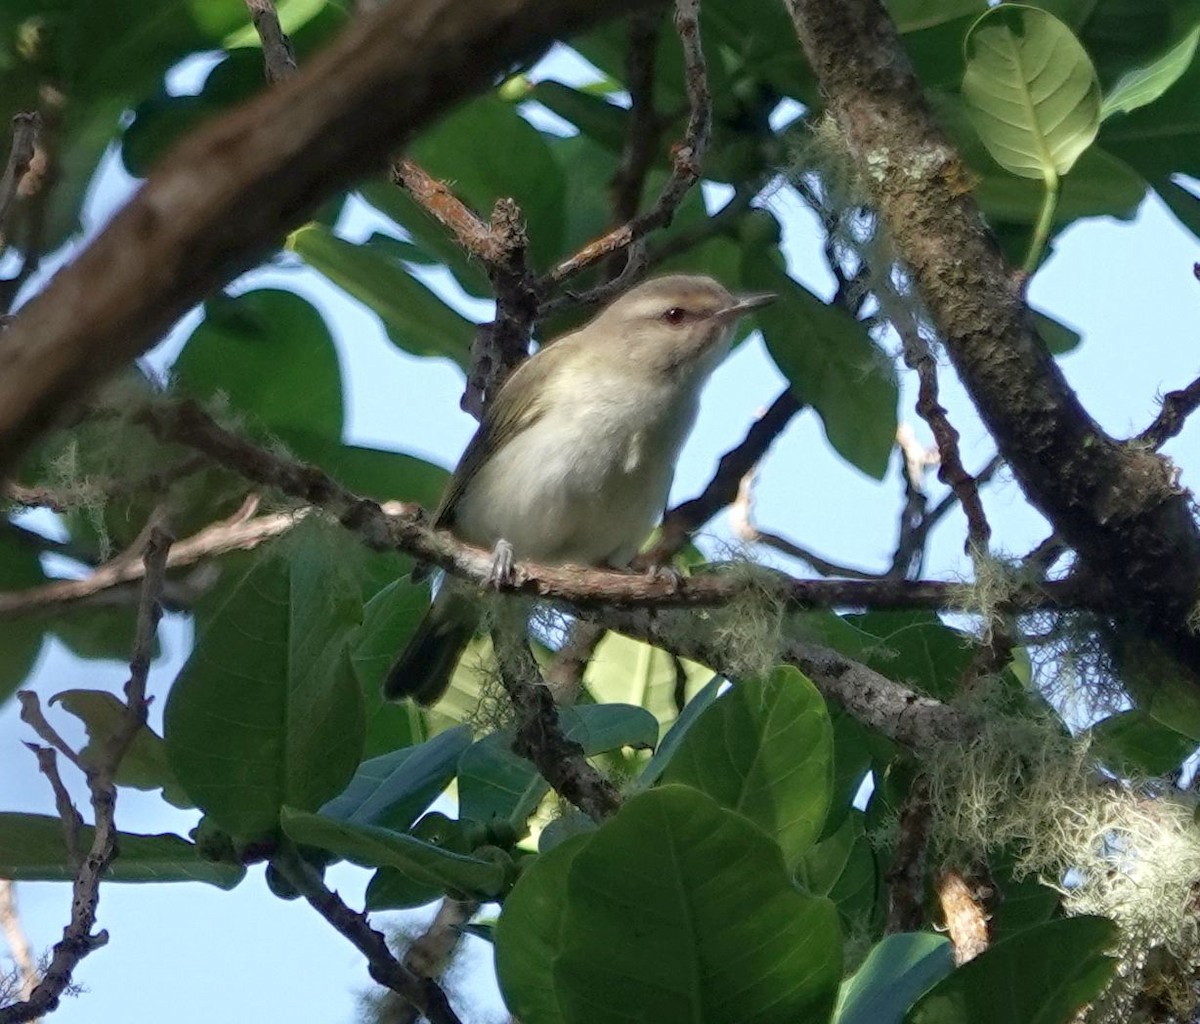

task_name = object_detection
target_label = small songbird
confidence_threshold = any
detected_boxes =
[384,273,774,705]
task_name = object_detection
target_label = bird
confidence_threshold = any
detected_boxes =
[384,273,774,705]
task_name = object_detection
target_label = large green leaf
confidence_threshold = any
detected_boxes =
[504,786,843,1024]
[174,289,343,458]
[0,813,244,888]
[962,5,1102,179]
[744,251,898,479]
[834,933,954,1024]
[320,725,471,830]
[164,544,365,839]
[798,811,883,938]
[839,611,975,702]
[583,631,717,729]
[51,689,191,808]
[906,916,1118,1024]
[288,225,475,368]
[662,668,833,867]
[1088,708,1197,776]
[280,807,506,899]
[494,834,591,1024]
[636,676,725,789]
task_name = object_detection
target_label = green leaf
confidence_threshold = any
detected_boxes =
[174,289,343,458]
[583,631,717,729]
[164,545,365,839]
[839,611,975,703]
[636,676,725,789]
[834,933,954,1024]
[350,578,433,758]
[0,813,245,888]
[906,916,1118,1024]
[1088,709,1196,776]
[743,251,898,480]
[458,732,550,830]
[532,81,629,151]
[662,667,833,867]
[280,807,506,899]
[309,442,448,508]
[1102,22,1200,118]
[1031,308,1082,354]
[0,530,48,702]
[798,812,882,934]
[51,689,191,808]
[320,725,471,830]
[551,787,843,1024]
[495,834,591,1024]
[962,5,1102,179]
[288,225,475,368]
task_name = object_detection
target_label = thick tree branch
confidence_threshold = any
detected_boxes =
[244,0,297,84]
[783,0,1200,673]
[492,629,622,822]
[0,0,659,474]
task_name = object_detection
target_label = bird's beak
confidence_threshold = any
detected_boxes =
[716,292,776,320]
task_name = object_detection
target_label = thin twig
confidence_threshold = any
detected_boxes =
[1135,373,1200,450]
[244,0,297,83]
[730,467,881,579]
[384,898,481,1024]
[0,882,37,1003]
[491,627,622,823]
[0,501,288,618]
[270,847,464,1024]
[1,531,173,1024]
[0,113,39,250]
[609,10,664,233]
[538,0,711,310]
[647,389,802,563]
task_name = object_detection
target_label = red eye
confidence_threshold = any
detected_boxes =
[662,307,688,325]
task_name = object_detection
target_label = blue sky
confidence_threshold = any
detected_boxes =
[1,42,1199,1024]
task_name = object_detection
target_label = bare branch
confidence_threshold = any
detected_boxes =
[1135,373,1200,450]
[0,882,37,1002]
[383,898,481,1024]
[647,388,802,563]
[885,775,931,933]
[269,847,464,1024]
[1,531,172,1024]
[492,627,622,822]
[0,114,39,250]
[244,0,297,83]
[0,501,288,619]
[609,11,664,228]
[538,0,711,307]
[0,0,659,474]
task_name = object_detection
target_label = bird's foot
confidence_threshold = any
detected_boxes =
[485,538,516,589]
[644,561,683,593]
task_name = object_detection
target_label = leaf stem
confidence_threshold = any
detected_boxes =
[1023,171,1059,274]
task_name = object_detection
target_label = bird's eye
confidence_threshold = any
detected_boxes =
[662,307,688,326]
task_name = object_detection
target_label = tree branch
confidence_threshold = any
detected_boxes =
[782,0,1200,674]
[0,114,39,252]
[0,0,659,474]
[1136,373,1200,450]
[244,0,297,84]
[0,531,171,1024]
[270,847,463,1024]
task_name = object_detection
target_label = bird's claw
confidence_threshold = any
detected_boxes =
[485,539,515,589]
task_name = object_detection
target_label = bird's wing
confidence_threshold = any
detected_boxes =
[432,337,575,528]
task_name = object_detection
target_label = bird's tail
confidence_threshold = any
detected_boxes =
[383,589,476,706]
